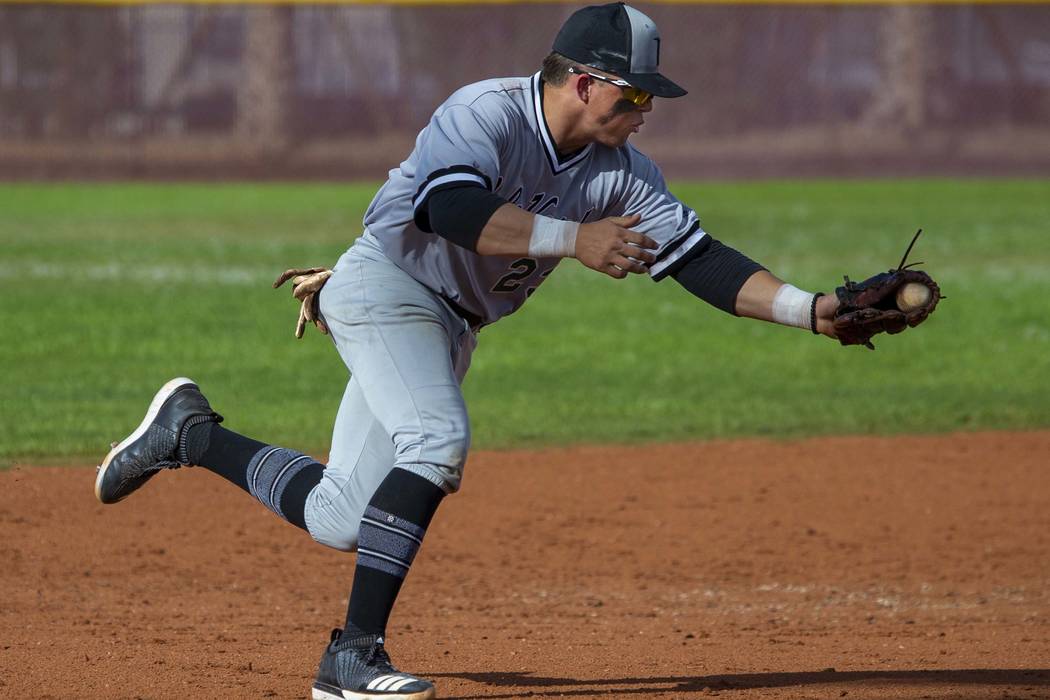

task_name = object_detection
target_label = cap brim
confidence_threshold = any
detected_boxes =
[620,71,687,99]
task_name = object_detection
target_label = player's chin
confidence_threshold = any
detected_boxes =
[615,123,643,146]
[601,130,635,148]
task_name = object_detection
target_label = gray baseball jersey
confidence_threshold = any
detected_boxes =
[363,72,706,325]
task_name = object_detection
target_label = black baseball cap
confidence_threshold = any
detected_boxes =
[552,2,686,99]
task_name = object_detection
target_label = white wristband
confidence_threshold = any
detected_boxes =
[528,215,579,259]
[771,284,815,329]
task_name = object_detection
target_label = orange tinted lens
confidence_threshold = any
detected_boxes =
[623,88,652,106]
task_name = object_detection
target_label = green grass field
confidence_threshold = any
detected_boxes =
[1,180,1047,462]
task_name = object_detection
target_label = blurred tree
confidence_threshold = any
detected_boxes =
[238,6,292,153]
[865,6,931,130]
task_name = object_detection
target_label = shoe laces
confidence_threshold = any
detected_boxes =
[364,640,395,671]
[337,631,397,672]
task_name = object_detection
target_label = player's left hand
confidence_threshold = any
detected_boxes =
[273,267,332,338]
[813,293,840,339]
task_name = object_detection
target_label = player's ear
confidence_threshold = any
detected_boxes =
[574,74,591,104]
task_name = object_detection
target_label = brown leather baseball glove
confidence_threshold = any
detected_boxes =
[833,230,942,350]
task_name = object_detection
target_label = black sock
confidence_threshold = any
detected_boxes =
[189,423,264,492]
[344,468,445,637]
[187,423,325,531]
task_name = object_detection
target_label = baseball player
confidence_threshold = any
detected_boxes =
[96,4,842,699]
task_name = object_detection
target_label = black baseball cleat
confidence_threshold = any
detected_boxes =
[94,377,223,504]
[312,629,436,700]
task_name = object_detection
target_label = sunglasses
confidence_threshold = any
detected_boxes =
[568,67,653,107]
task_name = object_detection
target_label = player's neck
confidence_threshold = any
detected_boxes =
[542,82,593,155]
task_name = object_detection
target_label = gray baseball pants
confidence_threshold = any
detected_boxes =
[304,232,476,552]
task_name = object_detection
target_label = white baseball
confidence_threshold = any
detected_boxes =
[896,282,931,312]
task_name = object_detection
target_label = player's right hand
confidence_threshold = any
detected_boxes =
[574,213,658,279]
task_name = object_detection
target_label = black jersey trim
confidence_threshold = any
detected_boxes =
[412,164,492,207]
[655,220,701,262]
[531,73,593,176]
[650,221,707,281]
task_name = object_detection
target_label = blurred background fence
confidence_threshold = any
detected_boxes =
[1,2,1049,179]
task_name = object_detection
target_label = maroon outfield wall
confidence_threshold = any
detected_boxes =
[2,3,1049,179]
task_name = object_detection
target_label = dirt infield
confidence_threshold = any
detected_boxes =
[2,431,1048,700]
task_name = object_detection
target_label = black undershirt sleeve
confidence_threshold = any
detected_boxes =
[422,184,508,252]
[670,237,767,316]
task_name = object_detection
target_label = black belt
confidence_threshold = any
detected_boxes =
[442,295,484,330]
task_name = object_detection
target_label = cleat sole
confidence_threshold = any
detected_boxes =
[311,682,436,700]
